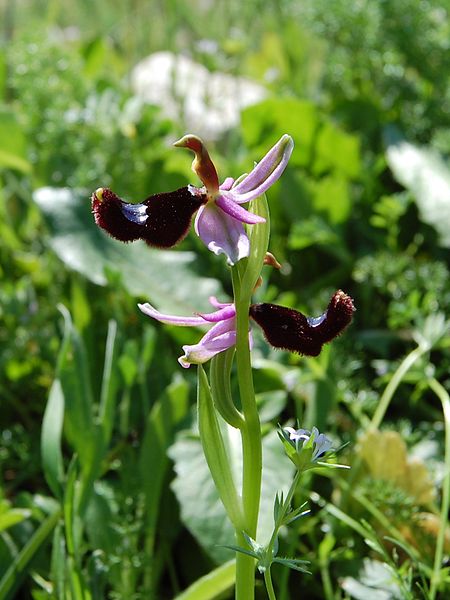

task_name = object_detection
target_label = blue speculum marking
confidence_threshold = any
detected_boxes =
[307,313,327,328]
[121,203,148,224]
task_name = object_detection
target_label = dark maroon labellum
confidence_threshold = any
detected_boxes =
[249,290,355,356]
[91,186,207,248]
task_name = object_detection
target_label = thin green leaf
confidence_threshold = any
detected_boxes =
[98,319,118,447]
[50,523,66,600]
[222,545,260,560]
[63,457,79,559]
[41,379,65,499]
[0,508,61,600]
[0,508,32,533]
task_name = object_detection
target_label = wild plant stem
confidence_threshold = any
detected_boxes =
[261,470,302,600]
[370,345,426,430]
[233,271,262,600]
[267,470,301,554]
[264,568,277,600]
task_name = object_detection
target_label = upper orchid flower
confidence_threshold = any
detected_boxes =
[92,134,293,265]
[138,290,355,368]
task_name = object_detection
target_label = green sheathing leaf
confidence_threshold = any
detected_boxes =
[169,427,294,564]
[33,187,223,313]
[386,139,450,248]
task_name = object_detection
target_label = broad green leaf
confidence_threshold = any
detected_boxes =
[33,187,223,314]
[386,139,450,248]
[41,379,65,499]
[0,109,31,173]
[313,120,361,178]
[311,174,351,224]
[175,560,235,600]
[84,482,121,556]
[288,217,340,251]
[169,427,294,563]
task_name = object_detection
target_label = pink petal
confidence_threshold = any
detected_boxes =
[220,177,235,191]
[178,319,237,367]
[231,134,294,203]
[197,305,236,322]
[195,203,250,265]
[138,302,206,326]
[216,193,266,224]
[208,296,231,309]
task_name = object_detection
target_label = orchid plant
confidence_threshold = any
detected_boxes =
[92,134,354,599]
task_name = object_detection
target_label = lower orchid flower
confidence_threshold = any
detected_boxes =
[138,290,355,368]
[92,134,293,265]
[138,296,239,368]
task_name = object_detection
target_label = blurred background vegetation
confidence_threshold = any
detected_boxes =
[1,0,449,598]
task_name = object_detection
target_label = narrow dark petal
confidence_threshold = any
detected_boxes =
[91,186,207,248]
[313,290,356,343]
[249,291,355,357]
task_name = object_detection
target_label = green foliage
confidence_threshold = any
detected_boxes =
[1,0,449,598]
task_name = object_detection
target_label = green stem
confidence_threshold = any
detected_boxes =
[428,378,450,600]
[262,470,302,600]
[319,557,335,600]
[267,471,301,553]
[370,344,426,430]
[264,567,277,600]
[232,268,262,600]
